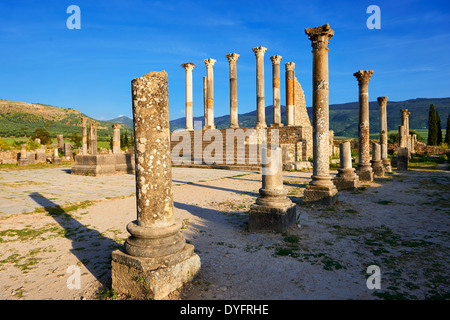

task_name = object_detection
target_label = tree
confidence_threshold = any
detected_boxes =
[30,127,51,145]
[445,113,450,144]
[436,110,442,145]
[428,104,438,146]
[70,132,82,148]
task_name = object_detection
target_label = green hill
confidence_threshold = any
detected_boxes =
[0,100,132,139]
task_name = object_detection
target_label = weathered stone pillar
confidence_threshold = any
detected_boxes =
[57,135,63,152]
[285,62,295,126]
[64,142,72,159]
[203,76,207,129]
[111,71,200,300]
[333,141,360,190]
[303,24,337,205]
[89,123,98,155]
[81,116,88,155]
[249,146,297,232]
[377,96,391,172]
[371,142,384,177]
[18,144,28,165]
[53,148,61,164]
[270,55,283,127]
[397,147,409,171]
[411,134,417,154]
[204,58,216,129]
[182,63,195,131]
[112,124,121,154]
[354,70,374,182]
[226,53,240,129]
[398,125,406,148]
[253,46,268,129]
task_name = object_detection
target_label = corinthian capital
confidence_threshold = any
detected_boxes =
[225,53,240,63]
[203,58,216,68]
[305,24,334,51]
[181,62,195,72]
[353,70,374,84]
[285,62,295,71]
[377,96,388,105]
[252,46,267,57]
[270,55,282,65]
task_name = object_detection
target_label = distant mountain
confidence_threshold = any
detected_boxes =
[106,115,133,128]
[170,97,450,138]
[0,100,132,138]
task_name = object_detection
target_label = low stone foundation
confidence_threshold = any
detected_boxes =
[71,153,134,176]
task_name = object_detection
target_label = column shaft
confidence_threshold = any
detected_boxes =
[226,53,240,129]
[285,62,295,126]
[182,63,195,130]
[204,59,216,129]
[270,55,282,127]
[253,46,267,128]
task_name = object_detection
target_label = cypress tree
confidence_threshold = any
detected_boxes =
[428,104,438,146]
[445,113,450,144]
[436,110,442,145]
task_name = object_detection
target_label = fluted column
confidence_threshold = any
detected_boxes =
[303,24,337,205]
[270,55,283,127]
[253,46,267,129]
[182,63,195,131]
[81,116,88,155]
[226,53,240,129]
[354,70,374,182]
[203,58,216,129]
[285,62,295,126]
[377,96,391,172]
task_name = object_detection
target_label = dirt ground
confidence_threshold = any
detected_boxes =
[0,164,449,300]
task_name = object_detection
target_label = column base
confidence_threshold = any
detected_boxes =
[397,147,409,171]
[18,159,29,166]
[333,169,360,191]
[303,183,338,206]
[356,165,374,182]
[203,125,216,130]
[255,122,267,129]
[111,244,201,300]
[270,123,284,128]
[371,160,385,177]
[249,200,297,233]
[382,159,392,173]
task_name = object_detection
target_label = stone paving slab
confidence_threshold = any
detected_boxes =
[0,167,256,215]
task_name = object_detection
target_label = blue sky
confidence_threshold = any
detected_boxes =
[0,0,449,121]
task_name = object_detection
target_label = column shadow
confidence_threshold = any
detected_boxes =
[28,192,121,289]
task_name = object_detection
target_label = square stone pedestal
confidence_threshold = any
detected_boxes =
[356,168,374,182]
[303,185,337,206]
[249,203,297,233]
[111,244,200,300]
[333,177,360,191]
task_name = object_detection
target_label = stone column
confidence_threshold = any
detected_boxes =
[18,144,28,165]
[204,58,216,129]
[253,46,268,129]
[398,125,406,148]
[354,70,374,182]
[81,116,88,155]
[111,71,200,300]
[333,141,360,190]
[397,147,409,171]
[203,76,207,129]
[53,148,61,164]
[411,134,417,154]
[270,55,283,127]
[112,124,121,154]
[285,62,295,126]
[303,24,337,205]
[57,134,63,152]
[182,63,195,131]
[89,123,98,155]
[371,142,384,177]
[226,53,240,129]
[377,96,391,172]
[249,147,296,232]
[64,142,72,159]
